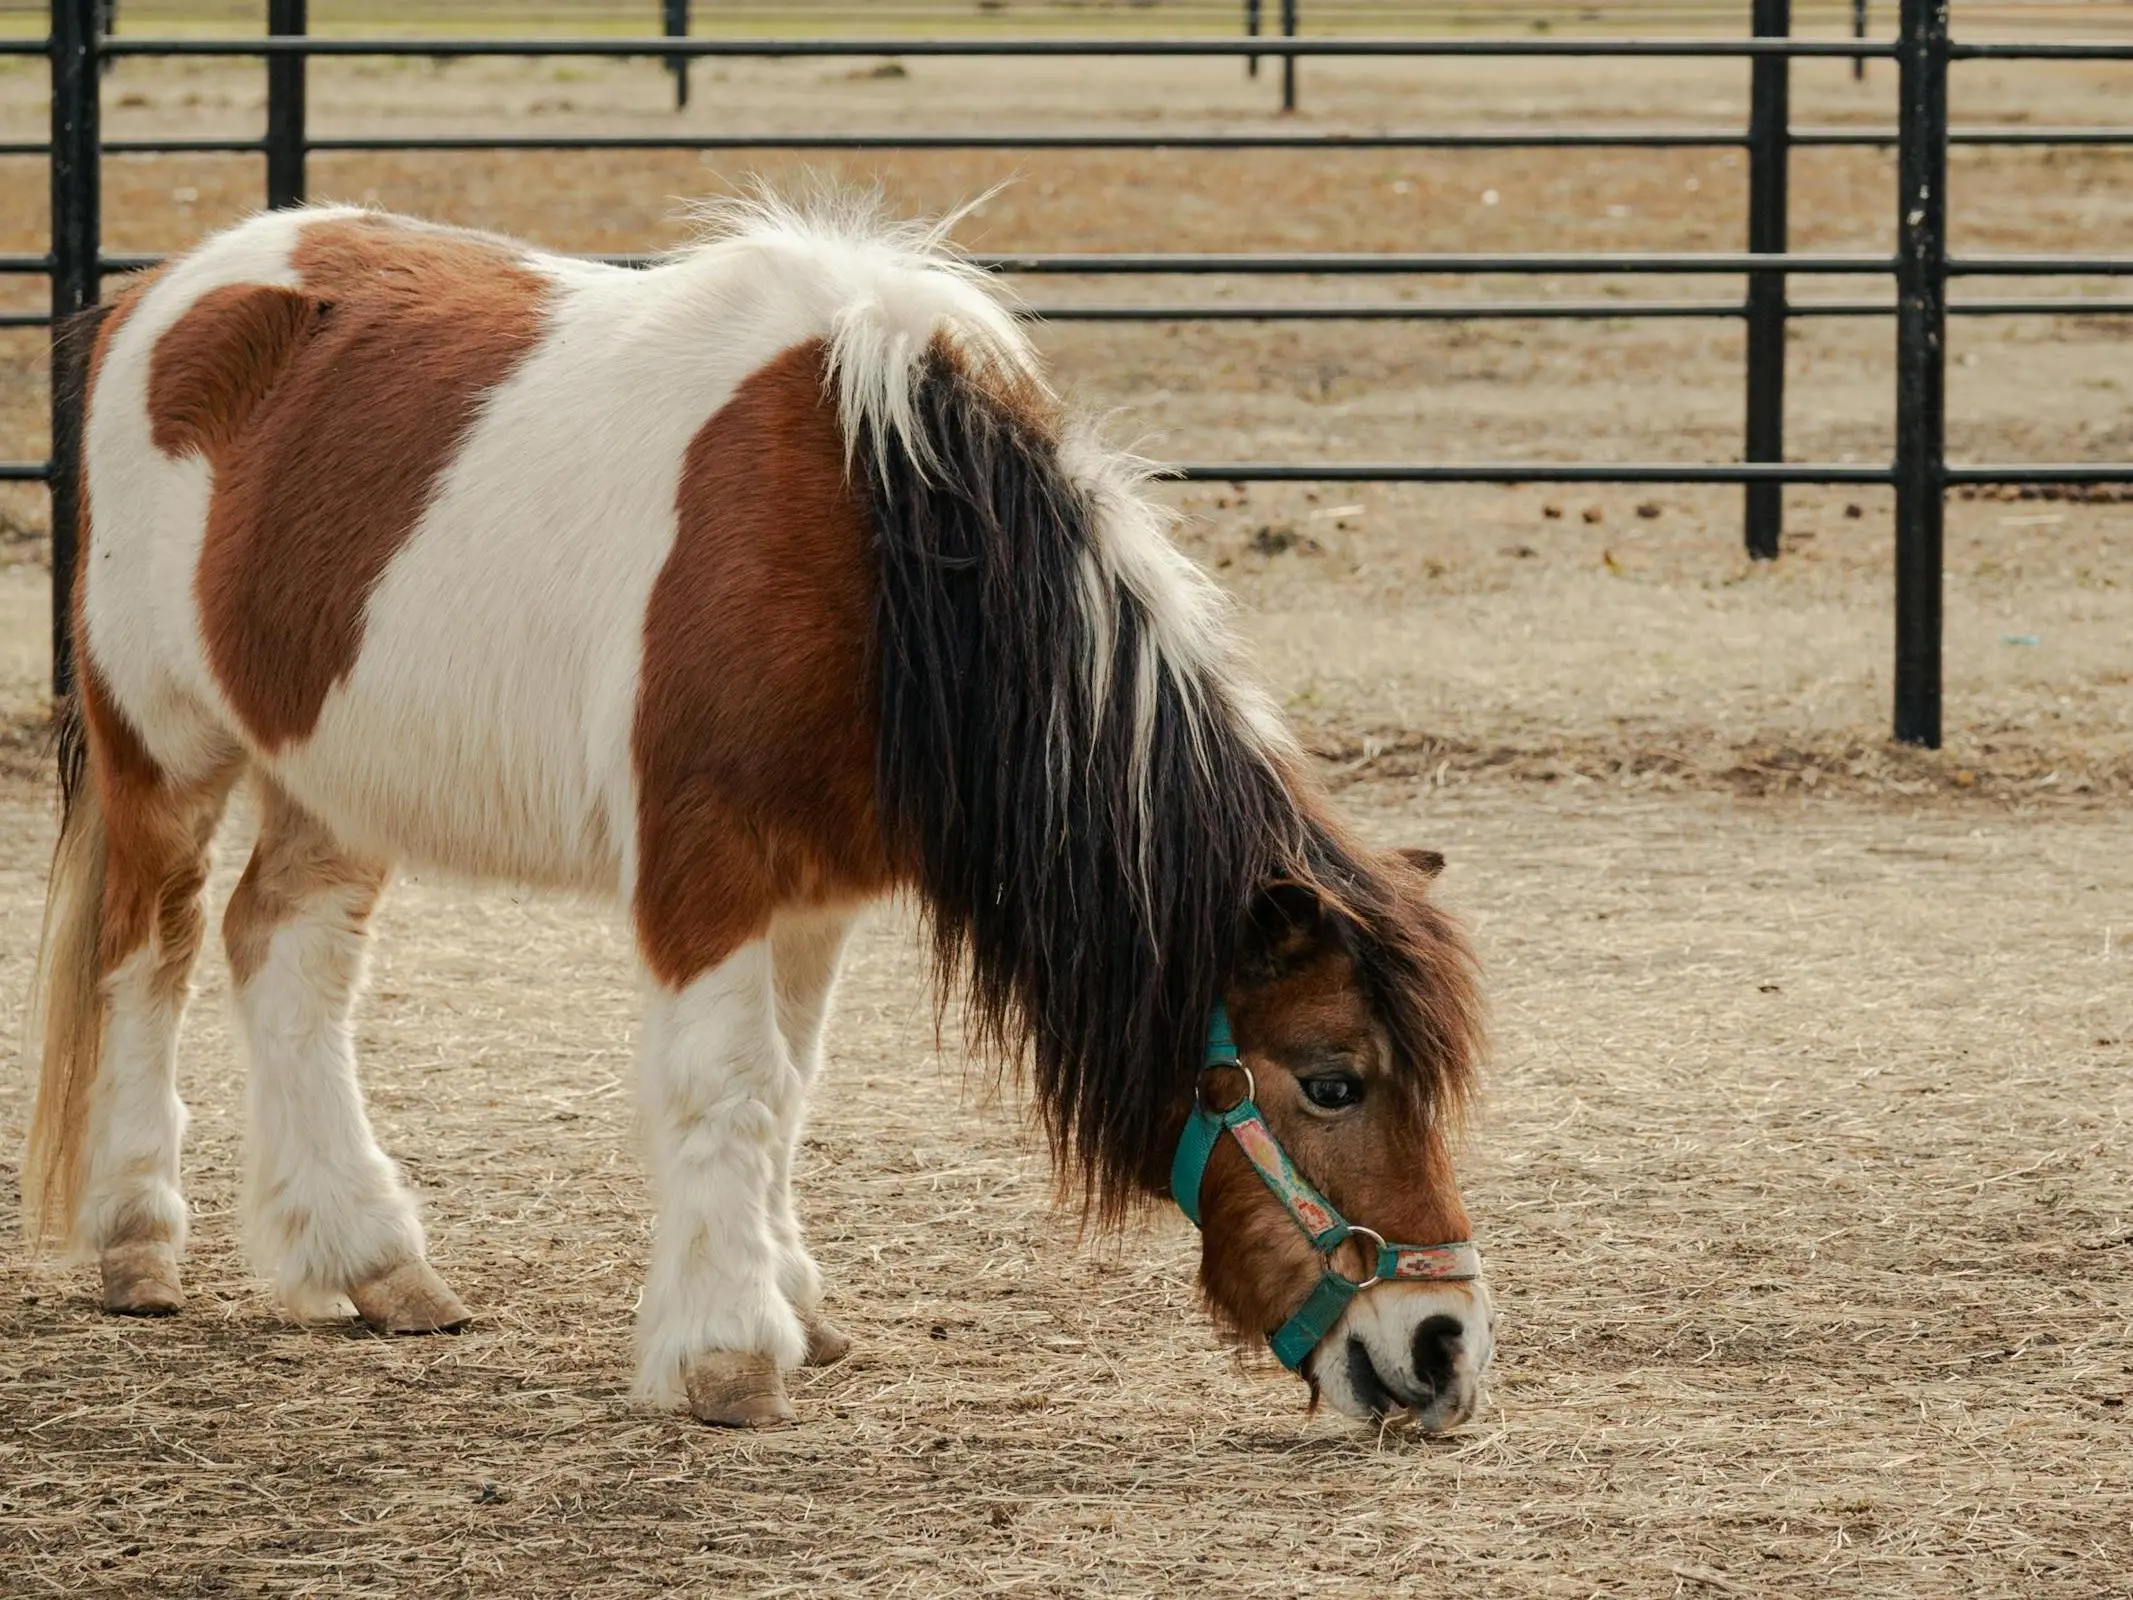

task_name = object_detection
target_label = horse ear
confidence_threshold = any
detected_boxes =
[1397,847,1447,881]
[1239,879,1337,980]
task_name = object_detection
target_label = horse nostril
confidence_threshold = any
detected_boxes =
[1343,1335,1397,1417]
[1411,1313,1463,1396]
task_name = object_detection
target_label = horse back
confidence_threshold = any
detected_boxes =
[77,207,887,916]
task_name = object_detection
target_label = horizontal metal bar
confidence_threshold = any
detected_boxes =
[99,249,1902,277]
[1028,299,1753,321]
[1756,298,2133,318]
[0,126,2118,160]
[1028,298,2133,322]
[0,254,53,275]
[106,138,271,155]
[1166,462,1900,484]
[1949,256,2133,277]
[979,251,1898,275]
[100,35,1906,60]
[1951,42,2133,62]
[1944,463,2133,485]
[1947,127,2133,147]
[26,291,2125,327]
[0,462,53,482]
[1947,299,2133,316]
[277,126,2133,154]
[1797,126,2133,148]
[305,130,1754,152]
[0,126,2114,161]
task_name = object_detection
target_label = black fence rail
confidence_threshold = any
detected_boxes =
[4,1,2131,748]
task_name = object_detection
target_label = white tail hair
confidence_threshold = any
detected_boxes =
[22,748,110,1251]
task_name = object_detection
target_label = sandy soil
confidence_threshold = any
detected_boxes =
[0,27,2130,1600]
[1,703,2128,1598]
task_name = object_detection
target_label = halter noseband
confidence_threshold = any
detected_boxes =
[1169,1000,1483,1372]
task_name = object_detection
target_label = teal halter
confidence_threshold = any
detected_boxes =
[1170,1000,1484,1372]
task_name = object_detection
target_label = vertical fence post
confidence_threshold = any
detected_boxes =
[49,0,100,697]
[1854,0,1869,80]
[1743,0,1790,561]
[665,0,688,110]
[1245,0,1261,79]
[1894,0,1949,747]
[1280,0,1296,112]
[265,0,306,207]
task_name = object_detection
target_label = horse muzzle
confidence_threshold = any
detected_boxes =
[1306,1277,1494,1431]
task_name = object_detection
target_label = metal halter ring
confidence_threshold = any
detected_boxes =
[1325,1225,1387,1290]
[1194,1060,1255,1114]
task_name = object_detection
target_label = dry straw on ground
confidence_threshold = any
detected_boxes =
[2,775,2128,1598]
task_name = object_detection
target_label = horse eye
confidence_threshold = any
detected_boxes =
[1300,1074,1365,1112]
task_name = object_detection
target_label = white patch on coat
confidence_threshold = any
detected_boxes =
[766,906,859,1313]
[632,939,810,1406]
[78,947,191,1254]
[236,875,426,1306]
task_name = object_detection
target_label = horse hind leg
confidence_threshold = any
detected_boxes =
[769,907,858,1367]
[23,675,239,1315]
[78,757,235,1314]
[224,781,467,1333]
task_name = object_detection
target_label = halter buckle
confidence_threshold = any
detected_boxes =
[1193,1060,1254,1115]
[1324,1225,1386,1291]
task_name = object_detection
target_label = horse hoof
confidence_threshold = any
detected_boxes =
[802,1316,853,1367]
[349,1260,471,1334]
[684,1352,795,1428]
[100,1242,183,1316]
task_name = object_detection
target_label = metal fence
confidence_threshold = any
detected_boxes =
[5,1,2132,747]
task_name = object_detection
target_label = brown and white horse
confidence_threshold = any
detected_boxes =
[23,197,1489,1430]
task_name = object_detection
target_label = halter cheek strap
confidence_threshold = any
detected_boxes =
[1170,1000,1484,1372]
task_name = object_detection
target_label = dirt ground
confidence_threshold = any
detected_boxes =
[1,20,2131,1600]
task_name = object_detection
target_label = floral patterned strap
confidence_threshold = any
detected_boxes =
[1384,1240,1484,1282]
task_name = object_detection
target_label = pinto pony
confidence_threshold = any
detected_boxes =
[24,198,1490,1429]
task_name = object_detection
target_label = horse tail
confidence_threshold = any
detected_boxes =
[23,689,109,1250]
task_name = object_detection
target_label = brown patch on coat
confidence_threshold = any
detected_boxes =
[180,214,548,748]
[630,340,892,989]
[147,283,328,462]
[77,658,239,1001]
[223,779,388,991]
[1197,932,1474,1349]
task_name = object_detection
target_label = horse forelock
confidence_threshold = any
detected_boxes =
[1289,820,1485,1140]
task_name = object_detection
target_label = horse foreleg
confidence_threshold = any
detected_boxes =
[225,783,465,1332]
[632,937,809,1427]
[769,906,858,1367]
